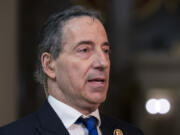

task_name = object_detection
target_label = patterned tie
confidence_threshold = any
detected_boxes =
[75,116,98,135]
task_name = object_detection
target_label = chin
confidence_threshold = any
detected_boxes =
[90,95,107,104]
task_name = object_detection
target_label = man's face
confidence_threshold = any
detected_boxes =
[53,16,110,112]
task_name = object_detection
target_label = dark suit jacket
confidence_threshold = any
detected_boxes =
[0,100,144,135]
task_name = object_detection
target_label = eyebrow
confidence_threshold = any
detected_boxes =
[75,40,110,47]
[103,41,110,47]
[77,40,94,46]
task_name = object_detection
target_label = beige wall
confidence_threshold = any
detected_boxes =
[0,0,18,126]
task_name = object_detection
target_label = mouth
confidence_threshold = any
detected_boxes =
[88,78,105,82]
[87,77,106,88]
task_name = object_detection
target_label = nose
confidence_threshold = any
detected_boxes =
[92,49,109,71]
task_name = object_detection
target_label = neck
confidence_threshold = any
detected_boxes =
[47,80,99,115]
[50,92,99,115]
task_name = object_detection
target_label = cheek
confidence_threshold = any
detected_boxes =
[56,55,90,89]
[69,63,85,81]
[68,62,89,89]
[69,59,89,76]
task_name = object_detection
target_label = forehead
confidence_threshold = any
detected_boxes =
[64,16,102,28]
[61,16,108,45]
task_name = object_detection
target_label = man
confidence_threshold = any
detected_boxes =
[0,6,144,135]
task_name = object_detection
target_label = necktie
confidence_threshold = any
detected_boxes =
[75,116,98,135]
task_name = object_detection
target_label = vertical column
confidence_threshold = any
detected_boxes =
[110,0,133,71]
[0,0,18,126]
[102,0,137,121]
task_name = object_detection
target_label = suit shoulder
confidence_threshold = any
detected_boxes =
[101,114,144,135]
[0,112,39,135]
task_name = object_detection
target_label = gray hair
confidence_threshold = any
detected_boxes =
[34,6,103,95]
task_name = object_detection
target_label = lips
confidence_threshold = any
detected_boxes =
[88,78,105,82]
[87,77,106,88]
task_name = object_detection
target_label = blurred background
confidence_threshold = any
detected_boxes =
[0,0,180,135]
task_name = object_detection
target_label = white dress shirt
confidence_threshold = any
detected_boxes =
[48,95,102,135]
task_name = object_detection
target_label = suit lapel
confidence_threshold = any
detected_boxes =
[100,124,113,135]
[100,115,113,135]
[35,100,70,135]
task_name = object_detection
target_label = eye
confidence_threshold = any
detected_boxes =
[104,48,110,54]
[80,48,89,53]
[76,45,92,55]
[103,46,110,54]
[76,45,92,59]
[77,47,90,53]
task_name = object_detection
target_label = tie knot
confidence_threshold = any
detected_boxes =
[75,116,98,135]
[76,116,97,128]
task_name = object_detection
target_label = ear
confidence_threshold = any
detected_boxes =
[41,52,56,79]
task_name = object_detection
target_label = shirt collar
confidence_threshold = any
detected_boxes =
[48,95,101,128]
